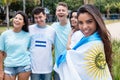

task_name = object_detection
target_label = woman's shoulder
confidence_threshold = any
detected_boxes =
[85,40,104,50]
[21,30,30,37]
[73,30,84,36]
[87,40,103,45]
[76,40,104,53]
[1,29,12,36]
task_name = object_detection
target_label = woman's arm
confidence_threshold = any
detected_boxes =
[66,30,74,50]
[0,51,4,80]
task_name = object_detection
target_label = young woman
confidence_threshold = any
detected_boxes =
[0,11,31,80]
[70,10,79,32]
[67,10,83,50]
[54,4,112,80]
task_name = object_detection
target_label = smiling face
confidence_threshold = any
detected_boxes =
[34,12,46,27]
[13,14,25,31]
[78,12,97,37]
[56,5,68,21]
[70,12,78,29]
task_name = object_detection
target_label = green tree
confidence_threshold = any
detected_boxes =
[83,0,95,4]
[1,0,16,29]
[103,0,120,18]
[114,2,120,13]
[65,0,82,11]
[104,3,112,19]
[23,0,40,13]
[9,0,40,23]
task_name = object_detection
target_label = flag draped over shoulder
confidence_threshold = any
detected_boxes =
[54,32,112,80]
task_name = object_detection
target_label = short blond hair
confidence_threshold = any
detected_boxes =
[57,2,68,9]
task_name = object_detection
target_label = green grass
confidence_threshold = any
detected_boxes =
[0,26,12,34]
[112,40,120,80]
[0,27,7,34]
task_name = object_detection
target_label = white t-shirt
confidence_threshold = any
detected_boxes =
[70,30,84,48]
[29,24,55,74]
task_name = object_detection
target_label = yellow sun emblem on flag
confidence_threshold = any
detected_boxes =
[84,43,110,80]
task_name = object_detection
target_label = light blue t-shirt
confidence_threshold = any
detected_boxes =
[51,20,71,61]
[0,30,31,67]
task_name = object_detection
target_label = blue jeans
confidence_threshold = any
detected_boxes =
[4,65,31,76]
[54,71,60,80]
[31,73,52,80]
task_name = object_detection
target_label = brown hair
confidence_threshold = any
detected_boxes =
[57,2,68,9]
[32,7,45,15]
[77,4,112,73]
[14,11,29,32]
[69,10,79,32]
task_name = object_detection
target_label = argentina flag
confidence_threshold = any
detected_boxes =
[54,32,112,80]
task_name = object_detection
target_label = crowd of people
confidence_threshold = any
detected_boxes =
[0,2,112,80]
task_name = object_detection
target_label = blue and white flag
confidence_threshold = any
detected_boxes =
[35,40,46,47]
[54,32,112,80]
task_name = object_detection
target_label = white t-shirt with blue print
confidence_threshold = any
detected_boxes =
[29,24,55,74]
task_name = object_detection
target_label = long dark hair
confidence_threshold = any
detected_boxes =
[77,4,112,73]
[69,10,79,32]
[14,11,29,32]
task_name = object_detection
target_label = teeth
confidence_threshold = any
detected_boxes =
[14,23,19,25]
[84,30,89,33]
[83,30,89,34]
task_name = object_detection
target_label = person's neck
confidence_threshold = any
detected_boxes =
[38,23,46,27]
[60,19,68,26]
[13,28,21,33]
